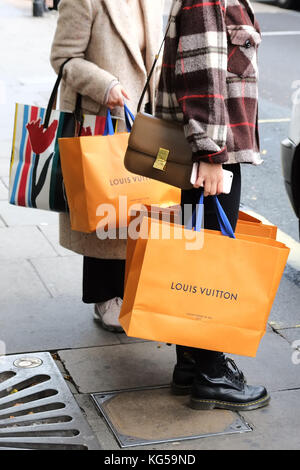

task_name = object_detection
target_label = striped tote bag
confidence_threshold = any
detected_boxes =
[9,59,114,212]
[9,104,109,212]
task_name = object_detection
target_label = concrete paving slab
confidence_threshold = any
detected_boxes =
[0,141,11,159]
[0,177,9,189]
[0,2,57,80]
[0,225,57,259]
[0,295,121,354]
[58,342,175,394]
[38,224,78,257]
[0,160,9,177]
[0,258,50,303]
[230,331,300,393]
[59,331,300,396]
[0,180,8,201]
[30,256,83,297]
[117,333,150,345]
[0,200,58,226]
[238,389,300,450]
[278,327,300,347]
[268,274,300,329]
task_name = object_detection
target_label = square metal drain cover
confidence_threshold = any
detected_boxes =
[91,386,252,448]
[0,352,100,450]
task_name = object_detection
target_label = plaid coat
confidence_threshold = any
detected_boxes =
[156,0,262,165]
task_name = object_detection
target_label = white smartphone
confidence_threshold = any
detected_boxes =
[190,163,233,194]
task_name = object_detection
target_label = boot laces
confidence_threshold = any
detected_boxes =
[218,355,246,385]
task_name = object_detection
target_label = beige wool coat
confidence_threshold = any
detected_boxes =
[50,0,164,259]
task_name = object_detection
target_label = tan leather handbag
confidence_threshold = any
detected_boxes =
[124,19,194,190]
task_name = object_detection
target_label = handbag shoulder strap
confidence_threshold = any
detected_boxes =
[44,58,82,129]
[137,17,173,113]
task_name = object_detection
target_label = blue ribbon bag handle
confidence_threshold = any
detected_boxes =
[124,104,135,131]
[213,196,236,239]
[187,192,236,239]
[103,109,115,136]
[103,104,135,136]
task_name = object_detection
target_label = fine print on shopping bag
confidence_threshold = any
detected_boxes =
[58,105,181,233]
[120,194,290,358]
[9,58,110,213]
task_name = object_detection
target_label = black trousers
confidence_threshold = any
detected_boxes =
[83,163,241,313]
[179,163,241,364]
[82,257,125,304]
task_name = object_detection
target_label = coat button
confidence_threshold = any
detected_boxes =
[245,39,252,48]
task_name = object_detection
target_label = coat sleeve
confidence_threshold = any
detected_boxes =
[50,0,117,106]
[174,0,228,164]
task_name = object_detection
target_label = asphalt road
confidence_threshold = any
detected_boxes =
[241,1,300,242]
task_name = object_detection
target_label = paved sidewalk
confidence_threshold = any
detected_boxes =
[0,0,300,451]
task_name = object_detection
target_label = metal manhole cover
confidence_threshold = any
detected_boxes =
[0,352,100,450]
[91,386,252,448]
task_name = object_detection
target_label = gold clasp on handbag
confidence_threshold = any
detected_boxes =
[153,148,169,171]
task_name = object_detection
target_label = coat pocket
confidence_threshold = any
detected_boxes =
[227,27,261,78]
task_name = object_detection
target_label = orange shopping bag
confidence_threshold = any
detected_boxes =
[120,195,290,357]
[238,211,262,223]
[236,211,277,239]
[125,206,278,287]
[58,106,180,233]
[125,204,181,286]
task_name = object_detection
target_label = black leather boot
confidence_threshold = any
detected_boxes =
[171,346,245,396]
[171,346,197,395]
[190,353,270,411]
